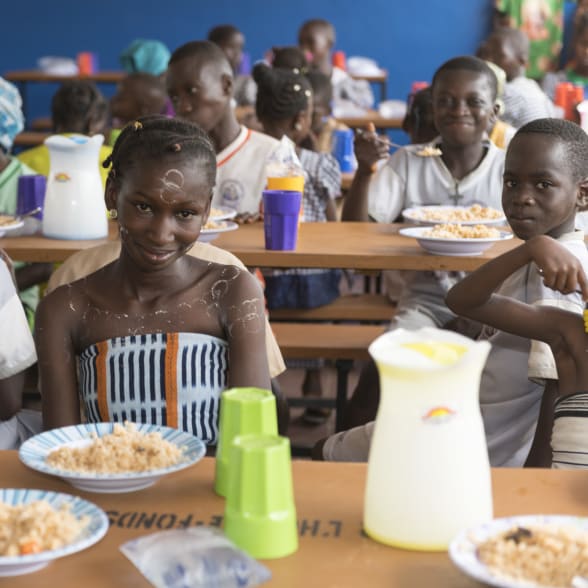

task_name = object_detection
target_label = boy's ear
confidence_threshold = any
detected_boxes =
[221,73,233,98]
[576,176,588,211]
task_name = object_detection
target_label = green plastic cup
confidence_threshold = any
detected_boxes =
[224,434,298,559]
[214,387,277,497]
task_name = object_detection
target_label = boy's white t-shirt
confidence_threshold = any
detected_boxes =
[213,126,279,215]
[368,139,505,223]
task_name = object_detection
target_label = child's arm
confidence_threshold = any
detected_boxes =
[341,123,389,221]
[224,269,271,391]
[34,290,81,430]
[524,379,558,468]
[446,235,588,345]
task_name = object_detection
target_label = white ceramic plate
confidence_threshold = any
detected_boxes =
[19,423,206,493]
[0,488,108,576]
[0,217,24,237]
[449,514,588,588]
[399,226,513,256]
[198,220,239,243]
[209,206,237,222]
[402,205,506,226]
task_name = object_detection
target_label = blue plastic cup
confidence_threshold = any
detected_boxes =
[262,190,302,251]
[332,129,357,172]
[17,175,46,220]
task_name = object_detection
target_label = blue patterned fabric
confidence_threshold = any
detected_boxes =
[0,77,24,153]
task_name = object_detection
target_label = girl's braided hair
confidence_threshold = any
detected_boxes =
[103,115,216,188]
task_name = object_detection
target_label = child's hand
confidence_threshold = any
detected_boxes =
[354,122,389,173]
[526,235,588,299]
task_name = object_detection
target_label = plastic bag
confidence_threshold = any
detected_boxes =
[265,135,305,184]
[120,526,272,588]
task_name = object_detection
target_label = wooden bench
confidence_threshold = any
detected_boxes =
[269,293,395,323]
[271,322,385,434]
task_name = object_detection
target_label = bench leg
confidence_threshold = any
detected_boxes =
[335,359,353,432]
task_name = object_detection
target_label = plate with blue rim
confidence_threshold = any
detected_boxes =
[449,514,588,588]
[0,488,108,576]
[19,422,206,494]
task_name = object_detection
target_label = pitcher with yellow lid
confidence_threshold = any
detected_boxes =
[363,327,493,551]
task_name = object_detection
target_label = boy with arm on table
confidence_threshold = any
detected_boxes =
[317,119,588,467]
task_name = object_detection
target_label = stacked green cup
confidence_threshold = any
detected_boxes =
[224,434,298,559]
[214,387,277,497]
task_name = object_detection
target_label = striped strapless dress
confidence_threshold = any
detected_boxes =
[78,333,228,444]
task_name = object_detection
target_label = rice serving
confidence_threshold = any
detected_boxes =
[424,223,500,239]
[0,500,88,556]
[46,422,183,474]
[478,524,588,587]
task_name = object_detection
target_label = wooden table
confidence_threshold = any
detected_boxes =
[350,70,388,101]
[1,452,587,587]
[4,70,125,121]
[335,110,402,130]
[13,130,49,147]
[0,222,521,271]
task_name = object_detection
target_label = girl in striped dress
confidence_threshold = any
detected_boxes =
[35,116,272,445]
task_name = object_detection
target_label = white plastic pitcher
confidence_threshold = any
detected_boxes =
[363,328,493,551]
[42,134,107,239]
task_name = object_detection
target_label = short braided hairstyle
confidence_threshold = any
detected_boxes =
[271,46,309,74]
[511,118,588,182]
[253,62,312,121]
[103,115,216,189]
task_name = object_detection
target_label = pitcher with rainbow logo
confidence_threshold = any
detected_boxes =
[363,327,493,551]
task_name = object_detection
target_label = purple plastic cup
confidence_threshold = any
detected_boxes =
[262,190,302,251]
[17,175,46,219]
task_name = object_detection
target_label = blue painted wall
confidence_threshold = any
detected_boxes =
[2,0,494,124]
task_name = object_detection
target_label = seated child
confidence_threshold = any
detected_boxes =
[167,41,279,222]
[481,27,556,128]
[542,13,588,100]
[207,24,256,107]
[318,118,588,466]
[110,73,169,129]
[17,80,112,186]
[298,18,374,116]
[253,62,342,423]
[36,115,278,444]
[343,56,505,331]
[401,87,437,145]
[447,234,588,469]
[0,251,41,449]
[0,77,52,323]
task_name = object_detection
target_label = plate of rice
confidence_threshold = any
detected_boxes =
[19,422,206,493]
[208,206,237,222]
[449,515,588,588]
[198,220,239,243]
[0,215,24,238]
[399,225,513,256]
[402,204,506,226]
[0,488,108,576]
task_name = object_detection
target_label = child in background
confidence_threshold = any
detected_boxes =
[0,77,52,325]
[319,118,588,466]
[17,81,112,186]
[253,62,342,423]
[207,24,257,108]
[36,116,281,443]
[167,41,279,222]
[0,251,41,449]
[401,87,437,145]
[484,61,517,149]
[298,18,374,116]
[542,12,588,100]
[110,73,169,129]
[481,27,556,128]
